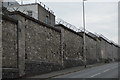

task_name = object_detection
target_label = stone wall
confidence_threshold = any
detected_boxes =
[100,38,107,60]
[0,4,2,79]
[106,42,113,60]
[9,11,62,76]
[1,10,119,78]
[25,60,63,76]
[118,47,120,61]
[2,15,19,78]
[2,16,18,68]
[112,45,119,61]
[78,32,97,65]
[85,34,97,64]
[25,19,61,64]
[96,38,102,62]
[99,37,119,62]
[55,24,84,67]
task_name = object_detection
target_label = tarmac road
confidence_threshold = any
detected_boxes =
[54,62,119,78]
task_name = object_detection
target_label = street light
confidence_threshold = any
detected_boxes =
[21,0,23,5]
[35,0,37,3]
[82,0,87,68]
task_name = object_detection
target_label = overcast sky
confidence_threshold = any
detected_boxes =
[15,0,119,44]
[44,1,118,44]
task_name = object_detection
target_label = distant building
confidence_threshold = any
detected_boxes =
[19,3,55,26]
[3,1,55,27]
[2,0,20,7]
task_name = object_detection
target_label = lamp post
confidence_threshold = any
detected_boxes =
[82,0,87,68]
[21,0,23,5]
[35,0,37,3]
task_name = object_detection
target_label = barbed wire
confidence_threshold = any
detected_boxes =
[56,18,119,46]
[56,18,83,32]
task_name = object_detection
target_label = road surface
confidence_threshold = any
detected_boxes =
[54,62,119,78]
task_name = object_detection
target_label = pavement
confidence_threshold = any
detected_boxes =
[25,62,109,79]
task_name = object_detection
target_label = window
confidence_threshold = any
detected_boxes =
[45,15,49,24]
[27,11,32,17]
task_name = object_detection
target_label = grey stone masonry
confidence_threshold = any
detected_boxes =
[100,37,107,60]
[106,42,113,60]
[112,44,119,61]
[2,15,19,78]
[99,37,112,61]
[2,15,18,68]
[99,37,119,62]
[18,20,25,77]
[9,11,62,64]
[8,11,62,76]
[78,32,97,65]
[96,37,101,62]
[0,2,2,79]
[55,24,84,68]
[1,8,120,78]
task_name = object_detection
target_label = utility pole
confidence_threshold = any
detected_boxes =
[83,0,87,68]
